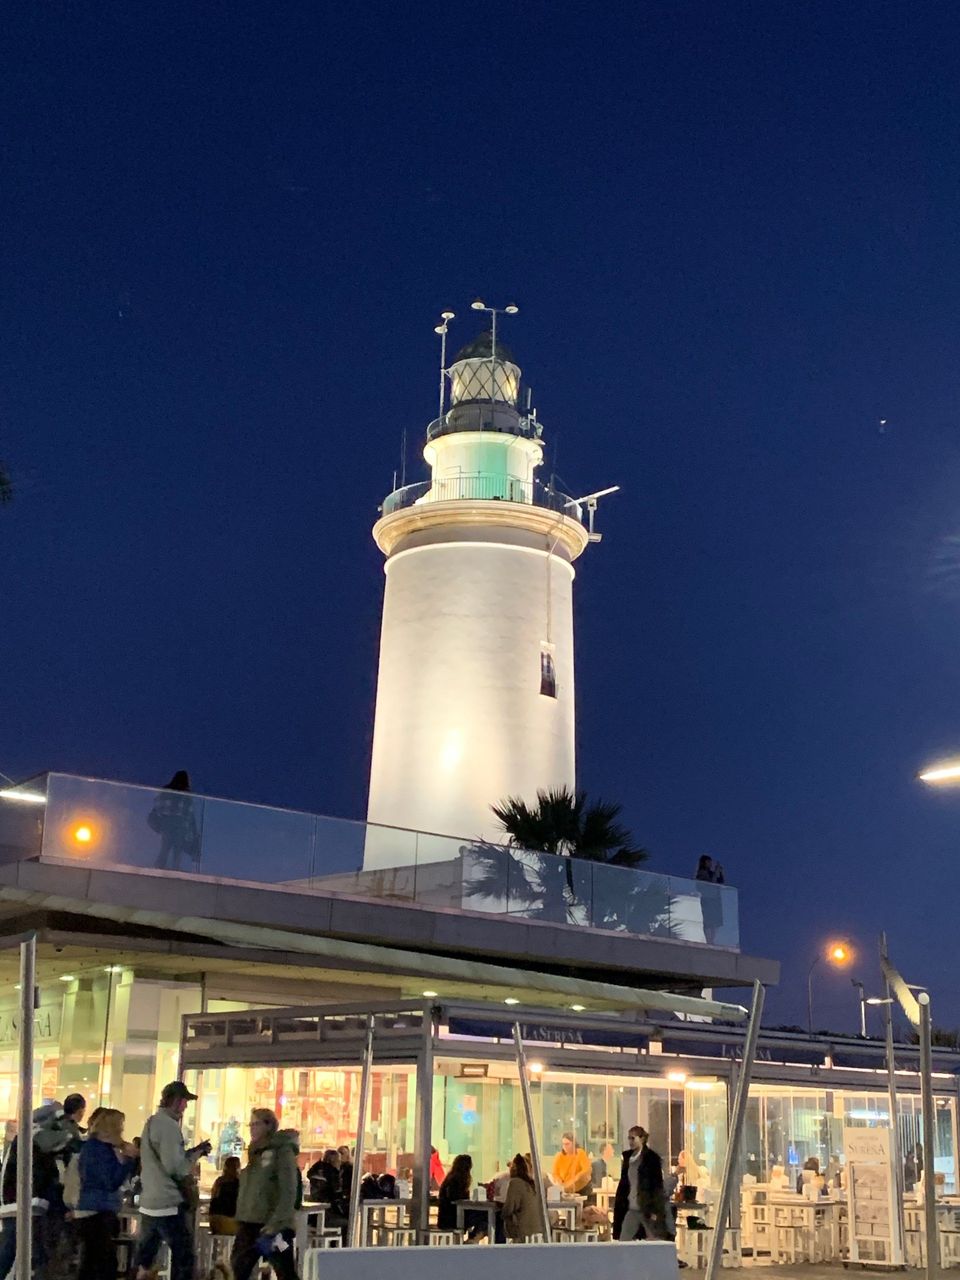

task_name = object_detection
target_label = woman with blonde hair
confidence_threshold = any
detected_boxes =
[76,1108,137,1280]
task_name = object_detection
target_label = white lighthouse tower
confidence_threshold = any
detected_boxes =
[365,303,608,864]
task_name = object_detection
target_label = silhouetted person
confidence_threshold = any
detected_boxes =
[695,855,725,942]
[148,771,200,871]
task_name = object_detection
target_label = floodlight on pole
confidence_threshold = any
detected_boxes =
[434,310,455,425]
[466,298,521,405]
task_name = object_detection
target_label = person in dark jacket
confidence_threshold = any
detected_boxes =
[0,1101,75,1279]
[613,1126,673,1243]
[336,1146,353,1200]
[149,771,200,870]
[76,1108,137,1280]
[438,1155,487,1239]
[305,1149,347,1236]
[305,1150,342,1205]
[209,1156,241,1235]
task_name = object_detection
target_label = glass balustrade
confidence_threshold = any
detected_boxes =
[0,773,738,948]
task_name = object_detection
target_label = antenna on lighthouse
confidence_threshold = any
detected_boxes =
[566,485,621,542]
[470,298,519,406]
[434,311,455,426]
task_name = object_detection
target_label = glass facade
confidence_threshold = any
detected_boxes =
[22,773,740,949]
[743,1084,958,1193]
[180,1056,730,1194]
[0,972,202,1132]
[183,1065,416,1190]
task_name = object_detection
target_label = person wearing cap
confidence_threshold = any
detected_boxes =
[134,1082,210,1280]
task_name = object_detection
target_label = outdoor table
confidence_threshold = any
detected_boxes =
[547,1196,583,1233]
[767,1195,841,1263]
[360,1198,413,1247]
[457,1198,499,1240]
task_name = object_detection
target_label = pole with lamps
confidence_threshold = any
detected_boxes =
[469,298,519,406]
[807,939,854,1035]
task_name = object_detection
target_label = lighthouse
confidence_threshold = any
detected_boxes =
[365,303,608,864]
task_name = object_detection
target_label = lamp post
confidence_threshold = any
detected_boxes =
[469,297,519,406]
[807,940,854,1035]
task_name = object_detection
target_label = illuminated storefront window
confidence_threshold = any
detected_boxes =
[430,1061,727,1189]
[183,1065,416,1189]
[743,1085,957,1193]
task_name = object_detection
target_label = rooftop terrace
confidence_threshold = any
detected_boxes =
[0,773,738,950]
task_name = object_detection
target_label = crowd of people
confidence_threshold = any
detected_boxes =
[433,1124,696,1250]
[0,1081,696,1278]
[0,1083,304,1280]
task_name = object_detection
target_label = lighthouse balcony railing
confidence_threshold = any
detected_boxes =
[425,410,543,443]
[0,772,739,949]
[381,473,583,521]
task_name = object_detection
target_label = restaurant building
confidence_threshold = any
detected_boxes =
[0,771,955,1219]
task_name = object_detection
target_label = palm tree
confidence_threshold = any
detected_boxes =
[492,786,648,867]
[462,787,670,934]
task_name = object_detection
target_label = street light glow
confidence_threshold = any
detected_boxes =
[826,940,853,966]
[918,759,960,785]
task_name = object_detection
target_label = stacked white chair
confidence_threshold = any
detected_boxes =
[425,1230,459,1245]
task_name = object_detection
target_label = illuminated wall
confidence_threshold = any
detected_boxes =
[366,536,577,851]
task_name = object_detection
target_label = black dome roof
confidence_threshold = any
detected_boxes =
[452,329,518,365]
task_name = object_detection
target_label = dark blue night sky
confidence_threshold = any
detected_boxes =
[5,1,960,1031]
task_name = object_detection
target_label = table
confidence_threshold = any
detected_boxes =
[546,1197,585,1234]
[456,1199,499,1240]
[767,1196,842,1263]
[359,1199,413,1247]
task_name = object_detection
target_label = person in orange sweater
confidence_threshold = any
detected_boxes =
[551,1132,592,1194]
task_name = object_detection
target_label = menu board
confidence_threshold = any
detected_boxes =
[844,1127,903,1267]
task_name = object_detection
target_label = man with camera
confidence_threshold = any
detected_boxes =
[134,1081,211,1280]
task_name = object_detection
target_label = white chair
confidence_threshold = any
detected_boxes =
[198,1233,235,1276]
[425,1230,459,1246]
[384,1227,418,1246]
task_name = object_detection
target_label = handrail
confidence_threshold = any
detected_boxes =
[381,474,582,519]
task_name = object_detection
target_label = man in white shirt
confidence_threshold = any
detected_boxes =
[134,1082,210,1280]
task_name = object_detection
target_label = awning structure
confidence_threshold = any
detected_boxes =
[0,883,748,1021]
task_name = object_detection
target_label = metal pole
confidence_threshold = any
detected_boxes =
[705,980,765,1280]
[882,933,905,1265]
[414,1005,435,1241]
[437,323,448,425]
[513,1023,550,1242]
[807,957,819,1034]
[919,993,939,1280]
[854,980,867,1038]
[490,308,497,409]
[347,1016,375,1248]
[16,936,36,1280]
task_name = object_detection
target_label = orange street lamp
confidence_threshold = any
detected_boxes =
[807,939,854,1034]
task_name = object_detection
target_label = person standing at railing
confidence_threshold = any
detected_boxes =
[694,855,726,944]
[147,771,200,871]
